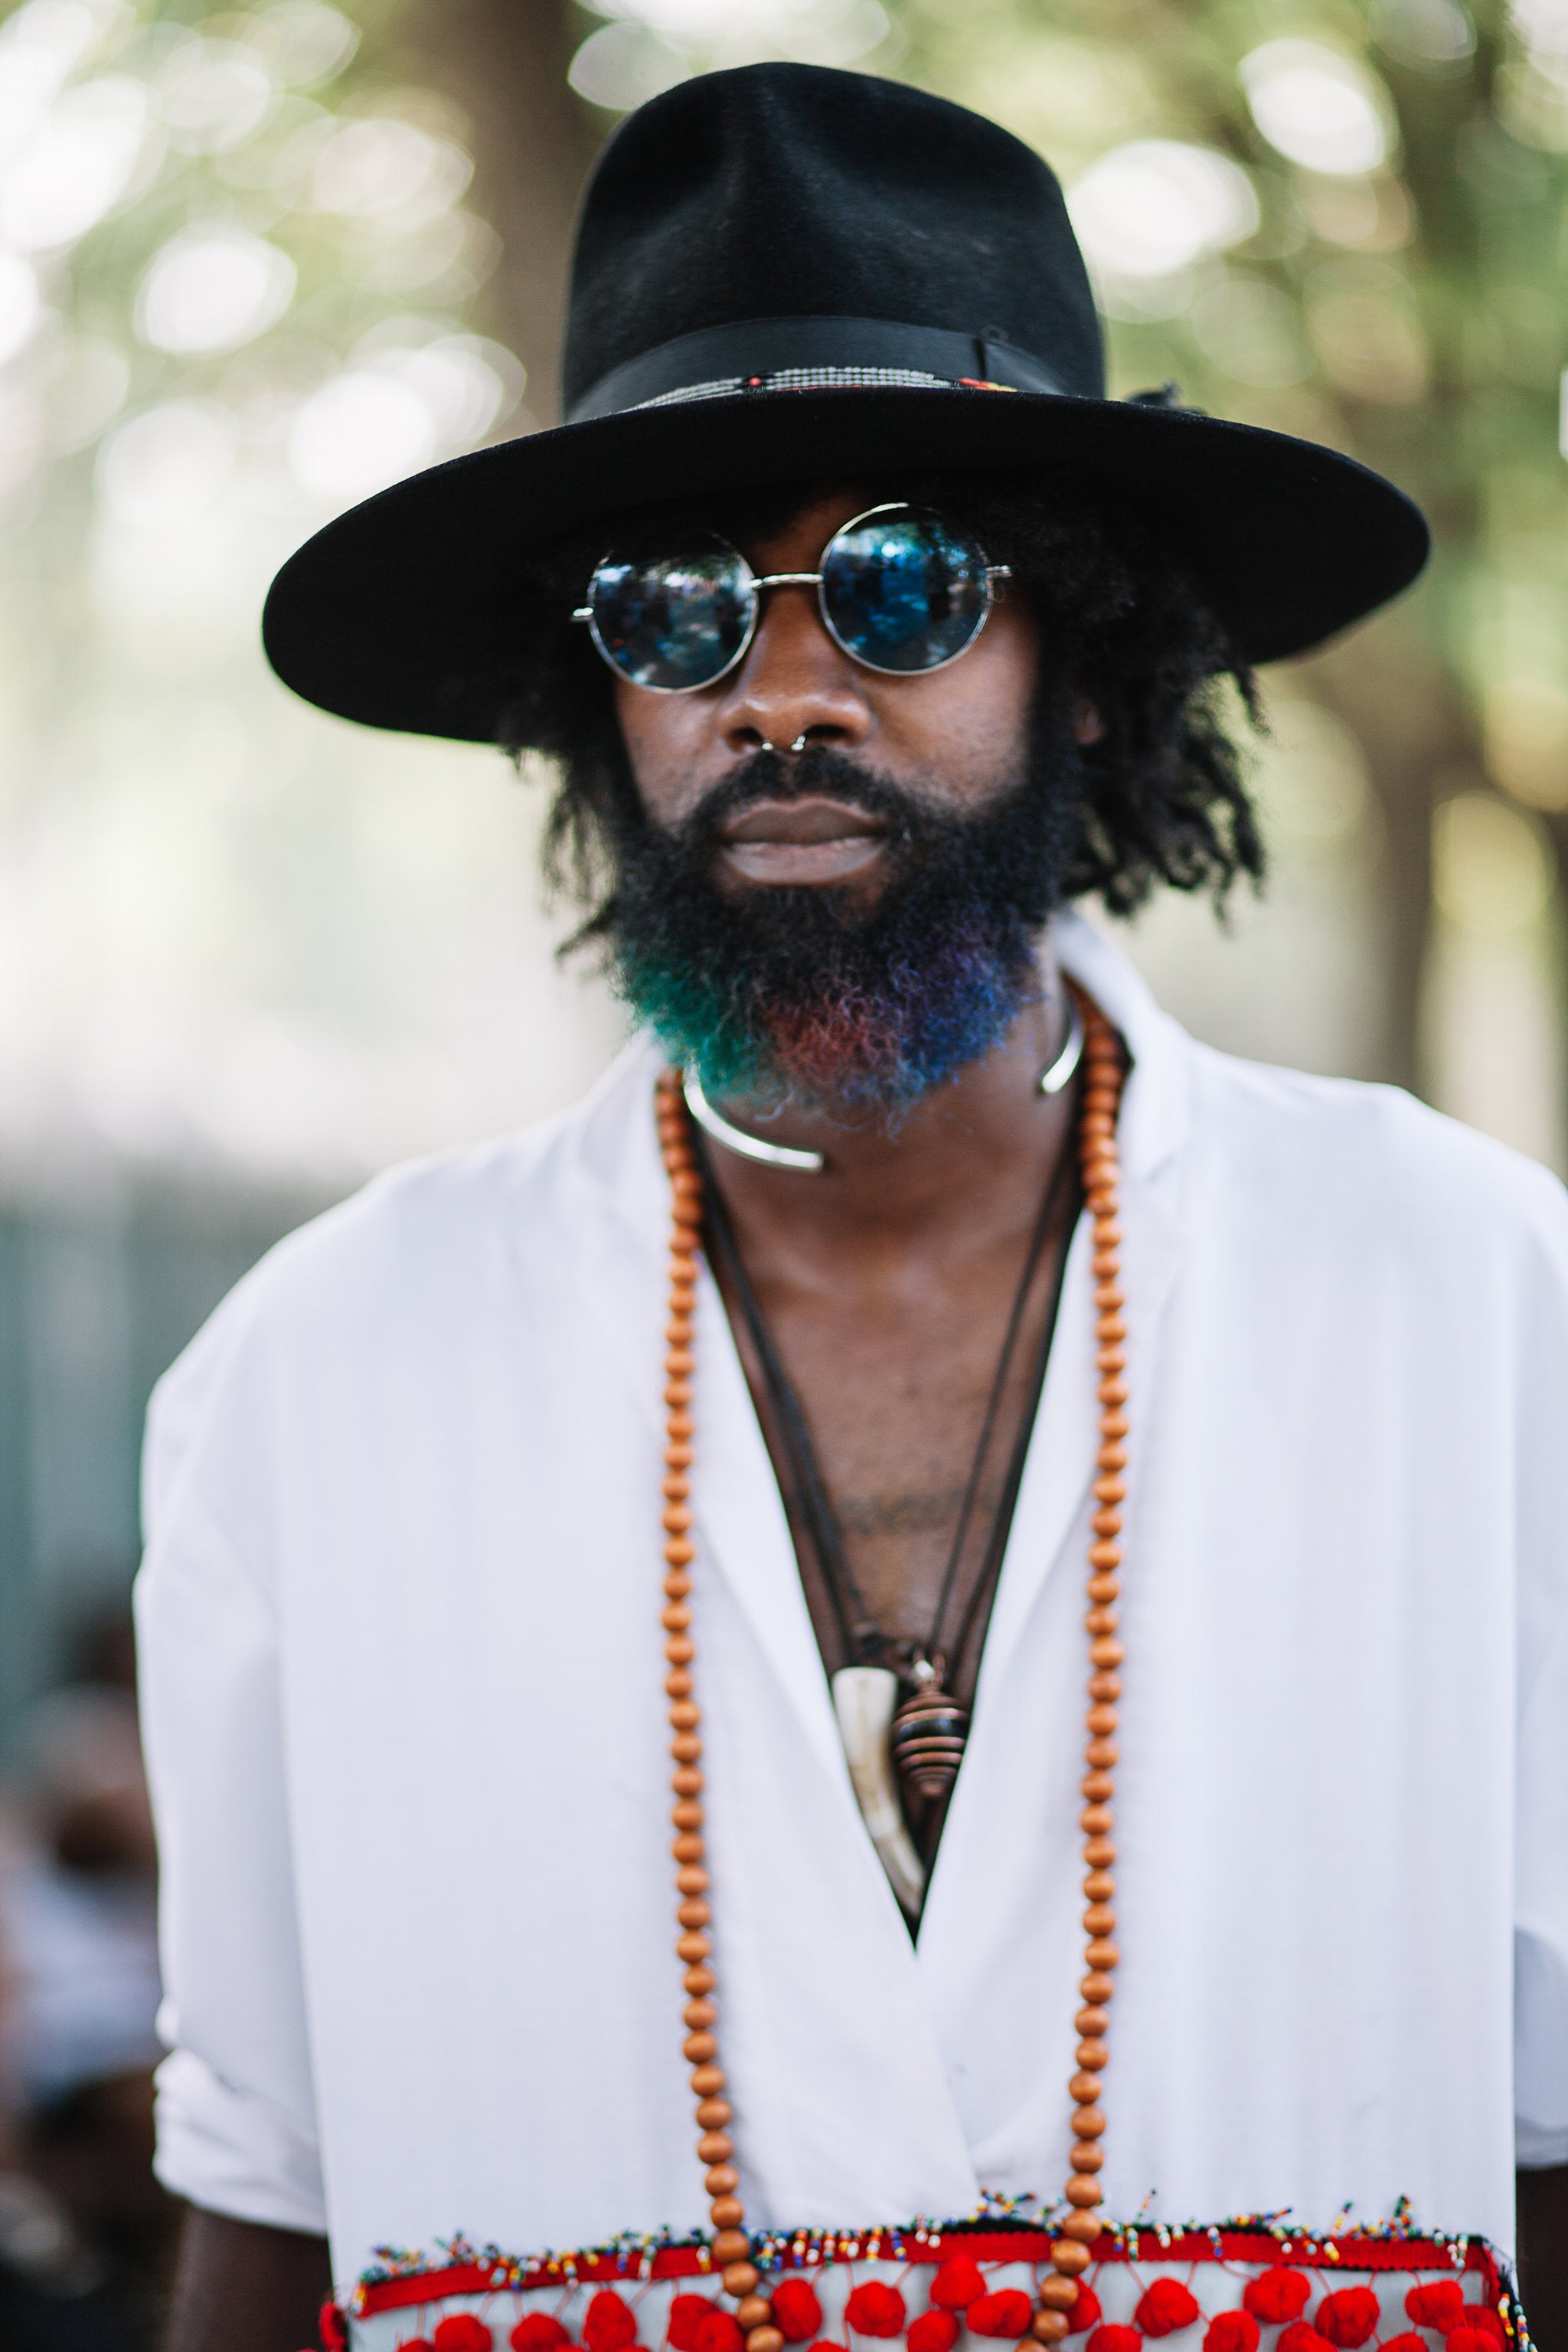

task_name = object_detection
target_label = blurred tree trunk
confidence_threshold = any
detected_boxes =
[396,0,603,424]
[1305,632,1461,1096]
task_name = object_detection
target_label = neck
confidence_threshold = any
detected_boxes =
[696,933,1078,1267]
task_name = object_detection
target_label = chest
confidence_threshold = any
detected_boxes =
[713,1212,1074,1691]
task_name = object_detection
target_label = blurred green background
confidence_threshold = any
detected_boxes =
[1,0,1566,1735]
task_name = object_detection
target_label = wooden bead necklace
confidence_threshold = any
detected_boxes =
[653,995,1128,2352]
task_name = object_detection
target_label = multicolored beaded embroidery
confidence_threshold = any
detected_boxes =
[345,2221,1516,2352]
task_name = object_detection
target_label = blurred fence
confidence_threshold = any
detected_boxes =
[0,1182,309,1743]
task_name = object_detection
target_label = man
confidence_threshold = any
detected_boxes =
[138,63,1568,2352]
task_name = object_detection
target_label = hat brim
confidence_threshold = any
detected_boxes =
[261,385,1429,743]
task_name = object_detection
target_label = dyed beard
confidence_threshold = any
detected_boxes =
[603,733,1084,1113]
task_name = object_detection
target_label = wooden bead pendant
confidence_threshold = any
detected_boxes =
[655,989,1129,2324]
[889,1664,969,1804]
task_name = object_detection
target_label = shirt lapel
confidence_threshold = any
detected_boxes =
[566,1042,980,2216]
[919,919,1191,2036]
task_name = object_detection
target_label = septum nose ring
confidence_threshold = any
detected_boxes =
[759,735,810,753]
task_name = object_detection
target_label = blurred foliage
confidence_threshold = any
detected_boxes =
[0,0,609,1185]
[0,0,525,567]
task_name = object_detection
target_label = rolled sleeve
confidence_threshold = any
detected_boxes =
[153,2045,326,2231]
[1514,1207,1568,2171]
[1517,1617,1568,2169]
[136,1300,327,2235]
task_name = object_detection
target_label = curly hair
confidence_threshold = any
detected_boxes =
[497,468,1264,938]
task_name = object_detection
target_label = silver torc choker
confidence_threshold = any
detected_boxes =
[682,996,1085,1175]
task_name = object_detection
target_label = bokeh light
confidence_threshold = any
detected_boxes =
[136,226,296,353]
[96,397,238,524]
[0,0,547,1200]
[569,0,895,111]
[1068,141,1258,318]
[0,248,40,361]
[1370,0,1475,72]
[1241,41,1393,177]
[0,70,155,249]
[309,114,472,220]
[154,32,276,152]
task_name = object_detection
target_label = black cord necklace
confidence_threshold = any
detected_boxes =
[699,1122,1082,1821]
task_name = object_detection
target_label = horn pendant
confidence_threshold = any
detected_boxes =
[890,1668,969,1805]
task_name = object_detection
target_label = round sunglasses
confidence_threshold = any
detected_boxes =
[572,503,1011,694]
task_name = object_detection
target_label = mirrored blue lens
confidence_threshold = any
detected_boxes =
[821,511,989,675]
[587,549,754,691]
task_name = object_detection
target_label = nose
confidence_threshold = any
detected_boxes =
[714,581,873,760]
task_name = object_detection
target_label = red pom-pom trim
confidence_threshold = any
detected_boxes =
[1278,2323,1334,2352]
[1244,2276,1312,2327]
[968,2292,1035,2341]
[844,2285,907,2340]
[931,2259,988,2312]
[434,2322,494,2352]
[1456,2312,1505,2350]
[773,2285,825,2346]
[321,2303,349,2352]
[1137,2282,1202,2338]
[584,2294,637,2352]
[434,2323,494,2352]
[1315,2291,1379,2350]
[1449,2328,1504,2352]
[1205,2314,1261,2352]
[1087,2326,1143,2352]
[1384,2334,1431,2352]
[513,2319,571,2352]
[1406,2288,1467,2337]
[693,2316,744,2352]
[1065,2288,1103,2337]
[910,2314,962,2352]
[668,2300,717,2352]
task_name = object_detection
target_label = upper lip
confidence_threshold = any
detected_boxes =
[717,795,887,844]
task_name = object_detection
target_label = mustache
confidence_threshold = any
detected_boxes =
[677,745,926,848]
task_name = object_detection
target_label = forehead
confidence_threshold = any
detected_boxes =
[737,483,881,563]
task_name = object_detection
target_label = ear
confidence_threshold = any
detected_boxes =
[1073,697,1106,746]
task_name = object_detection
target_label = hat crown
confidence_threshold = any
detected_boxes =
[563,64,1104,417]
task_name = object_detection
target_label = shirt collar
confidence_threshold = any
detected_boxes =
[1052,906,1191,1186]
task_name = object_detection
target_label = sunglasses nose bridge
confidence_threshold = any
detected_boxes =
[712,570,877,758]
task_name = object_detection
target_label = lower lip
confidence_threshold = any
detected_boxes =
[719,837,888,884]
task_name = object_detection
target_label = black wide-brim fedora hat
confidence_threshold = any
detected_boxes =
[262,62,1430,745]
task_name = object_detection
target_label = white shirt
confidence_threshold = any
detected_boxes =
[134,914,1568,2288]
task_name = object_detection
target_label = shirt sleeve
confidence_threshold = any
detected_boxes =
[1514,1176,1568,2171]
[134,1298,328,2234]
